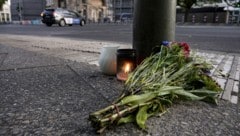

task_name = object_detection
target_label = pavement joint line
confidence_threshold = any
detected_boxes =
[66,64,111,103]
[53,52,81,58]
[0,53,8,55]
[60,47,100,54]
[0,64,65,72]
[228,77,240,82]
[9,38,29,43]
[32,45,50,50]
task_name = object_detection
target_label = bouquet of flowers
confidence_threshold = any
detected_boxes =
[89,42,222,133]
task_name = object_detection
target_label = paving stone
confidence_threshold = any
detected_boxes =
[230,95,238,104]
[0,46,67,70]
[222,79,234,100]
[229,56,239,79]
[233,81,239,94]
[235,71,240,81]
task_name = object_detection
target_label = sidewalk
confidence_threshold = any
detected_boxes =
[0,34,239,104]
[0,35,239,135]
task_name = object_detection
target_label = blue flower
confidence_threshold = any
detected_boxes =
[162,41,169,46]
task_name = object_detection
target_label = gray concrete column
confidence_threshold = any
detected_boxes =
[133,0,176,63]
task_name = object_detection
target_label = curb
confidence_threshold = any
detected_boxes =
[12,20,43,25]
[176,22,240,26]
[6,21,240,26]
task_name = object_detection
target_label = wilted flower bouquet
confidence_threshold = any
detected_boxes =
[89,42,223,133]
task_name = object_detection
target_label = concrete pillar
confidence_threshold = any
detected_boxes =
[133,0,176,63]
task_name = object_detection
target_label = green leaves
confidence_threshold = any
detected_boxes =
[121,92,156,105]
[136,106,149,129]
[117,115,135,125]
[172,89,206,101]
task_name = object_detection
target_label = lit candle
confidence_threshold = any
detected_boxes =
[117,62,132,81]
[116,49,136,81]
[124,63,131,73]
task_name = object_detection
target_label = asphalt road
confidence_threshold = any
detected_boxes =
[0,24,239,54]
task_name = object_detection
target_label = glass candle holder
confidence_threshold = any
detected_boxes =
[116,49,136,81]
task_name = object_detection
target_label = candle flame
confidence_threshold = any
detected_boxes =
[124,63,131,73]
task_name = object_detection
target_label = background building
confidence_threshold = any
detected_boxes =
[105,0,114,21]
[112,0,134,21]
[11,0,46,21]
[6,0,239,24]
[0,0,11,23]
[176,0,240,24]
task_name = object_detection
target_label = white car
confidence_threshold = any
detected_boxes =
[41,8,86,27]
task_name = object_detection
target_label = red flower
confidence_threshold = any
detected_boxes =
[179,42,190,58]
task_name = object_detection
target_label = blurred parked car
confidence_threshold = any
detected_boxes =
[103,17,111,23]
[120,13,133,23]
[115,13,133,23]
[41,8,86,27]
